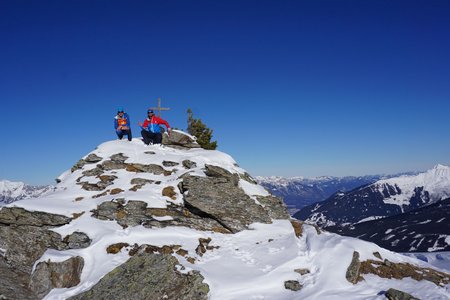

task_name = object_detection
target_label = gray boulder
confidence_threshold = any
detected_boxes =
[385,288,419,300]
[29,256,84,299]
[284,280,303,291]
[0,257,37,300]
[0,207,71,274]
[346,251,361,284]
[69,252,209,300]
[64,231,92,249]
[179,165,289,233]
[162,130,201,149]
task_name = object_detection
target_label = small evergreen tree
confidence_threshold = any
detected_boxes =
[187,108,218,150]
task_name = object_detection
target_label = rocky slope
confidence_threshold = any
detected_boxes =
[0,180,54,206]
[294,165,450,227]
[0,132,449,299]
[327,198,450,252]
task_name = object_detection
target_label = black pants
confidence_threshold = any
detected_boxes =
[141,129,162,145]
[117,129,132,141]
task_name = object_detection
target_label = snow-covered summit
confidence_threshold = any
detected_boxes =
[373,164,450,207]
[1,140,449,299]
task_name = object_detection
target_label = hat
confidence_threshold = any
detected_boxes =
[147,109,154,114]
[117,107,124,113]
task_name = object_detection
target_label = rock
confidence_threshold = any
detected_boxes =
[130,178,154,186]
[162,186,177,200]
[256,195,290,219]
[106,243,130,254]
[110,188,124,195]
[71,154,103,172]
[81,166,104,177]
[180,174,273,233]
[110,153,128,162]
[92,200,151,228]
[0,207,71,227]
[182,159,197,169]
[92,200,230,233]
[0,257,37,300]
[195,238,212,256]
[163,160,179,167]
[126,163,168,175]
[373,251,383,260]
[294,268,310,275]
[0,207,71,275]
[84,153,103,163]
[162,130,201,149]
[68,253,209,300]
[0,223,68,275]
[64,232,91,249]
[385,288,419,300]
[360,258,450,287]
[101,160,127,170]
[346,251,361,284]
[29,256,84,299]
[290,220,304,238]
[284,280,302,291]
[239,172,258,184]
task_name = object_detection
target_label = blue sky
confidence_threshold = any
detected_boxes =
[1,0,449,185]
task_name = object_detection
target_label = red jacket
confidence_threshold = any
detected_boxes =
[140,116,170,133]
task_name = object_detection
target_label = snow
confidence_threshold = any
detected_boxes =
[403,252,450,273]
[4,139,450,300]
[356,216,385,223]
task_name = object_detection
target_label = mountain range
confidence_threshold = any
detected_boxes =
[294,164,450,252]
[256,173,416,212]
[1,132,448,299]
[0,180,54,206]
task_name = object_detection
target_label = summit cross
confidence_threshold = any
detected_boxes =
[149,97,171,117]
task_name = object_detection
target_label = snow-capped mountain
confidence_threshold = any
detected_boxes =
[257,172,419,214]
[0,180,54,206]
[327,197,450,252]
[257,175,383,211]
[1,135,449,299]
[294,164,450,227]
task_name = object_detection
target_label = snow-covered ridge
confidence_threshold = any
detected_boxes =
[373,164,450,207]
[0,179,54,206]
[3,140,450,299]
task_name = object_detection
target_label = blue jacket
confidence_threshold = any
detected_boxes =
[114,113,130,131]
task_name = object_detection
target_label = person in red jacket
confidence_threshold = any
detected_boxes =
[138,109,171,145]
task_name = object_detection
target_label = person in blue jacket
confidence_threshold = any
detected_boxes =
[114,107,132,141]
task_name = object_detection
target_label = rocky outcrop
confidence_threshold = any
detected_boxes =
[71,153,103,172]
[0,207,72,274]
[0,207,87,299]
[0,257,37,300]
[91,199,230,232]
[69,252,209,300]
[346,251,361,284]
[346,250,450,287]
[29,256,84,299]
[162,130,201,149]
[179,165,289,233]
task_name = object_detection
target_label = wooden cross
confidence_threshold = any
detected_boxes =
[149,97,170,117]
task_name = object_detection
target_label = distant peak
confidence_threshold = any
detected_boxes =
[432,164,449,170]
